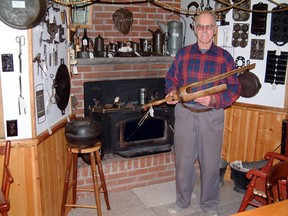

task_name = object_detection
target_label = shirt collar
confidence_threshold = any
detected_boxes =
[192,42,217,55]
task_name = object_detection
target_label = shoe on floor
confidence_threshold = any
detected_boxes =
[168,204,184,214]
[204,210,219,216]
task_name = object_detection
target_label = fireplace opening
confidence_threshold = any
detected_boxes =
[117,114,172,158]
[122,118,166,143]
[84,78,175,158]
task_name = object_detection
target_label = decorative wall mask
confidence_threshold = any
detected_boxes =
[112,8,133,35]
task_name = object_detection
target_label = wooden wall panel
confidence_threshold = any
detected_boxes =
[8,145,42,216]
[37,128,67,216]
[222,103,288,164]
[1,127,68,216]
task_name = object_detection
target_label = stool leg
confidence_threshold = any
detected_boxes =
[61,152,73,216]
[72,153,78,205]
[96,150,111,210]
[90,152,102,216]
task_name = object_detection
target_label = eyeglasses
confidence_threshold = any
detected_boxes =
[196,24,216,31]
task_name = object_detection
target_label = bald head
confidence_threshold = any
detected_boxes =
[195,12,217,26]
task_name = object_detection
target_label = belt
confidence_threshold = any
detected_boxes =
[182,103,213,113]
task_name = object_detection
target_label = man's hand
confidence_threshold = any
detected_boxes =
[194,95,216,107]
[166,91,179,105]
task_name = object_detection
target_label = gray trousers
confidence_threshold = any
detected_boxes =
[174,103,224,212]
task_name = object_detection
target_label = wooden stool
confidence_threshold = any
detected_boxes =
[61,142,111,216]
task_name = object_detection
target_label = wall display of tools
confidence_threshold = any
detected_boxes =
[232,0,250,21]
[251,2,268,36]
[270,5,288,46]
[232,23,249,48]
[32,2,70,135]
[250,39,265,60]
[265,51,288,85]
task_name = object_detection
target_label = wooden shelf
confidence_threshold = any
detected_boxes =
[76,56,174,65]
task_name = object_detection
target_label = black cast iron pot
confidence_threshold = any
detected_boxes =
[65,117,102,147]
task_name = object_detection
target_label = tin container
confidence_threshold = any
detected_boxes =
[138,88,148,105]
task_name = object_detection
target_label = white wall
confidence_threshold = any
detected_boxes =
[181,0,287,108]
[0,4,70,139]
[0,23,32,139]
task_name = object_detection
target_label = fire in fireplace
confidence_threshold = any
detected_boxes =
[84,78,175,158]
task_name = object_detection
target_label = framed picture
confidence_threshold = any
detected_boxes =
[1,54,14,72]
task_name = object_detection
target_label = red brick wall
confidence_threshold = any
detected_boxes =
[80,1,181,42]
[71,1,181,117]
[77,152,200,196]
[77,152,177,196]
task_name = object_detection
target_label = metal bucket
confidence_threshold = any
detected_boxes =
[230,160,267,193]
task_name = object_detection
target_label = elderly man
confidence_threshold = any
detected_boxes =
[165,12,241,216]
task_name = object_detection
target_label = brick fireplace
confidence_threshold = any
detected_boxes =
[69,57,185,197]
[68,0,185,197]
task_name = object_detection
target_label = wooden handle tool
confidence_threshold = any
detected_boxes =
[141,63,256,111]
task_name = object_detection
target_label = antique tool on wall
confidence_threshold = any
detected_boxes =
[16,35,27,115]
[270,4,288,46]
[265,51,288,85]
[16,35,25,74]
[141,63,256,111]
[250,39,265,60]
[18,75,26,115]
[232,23,249,48]
[214,0,231,26]
[33,53,48,78]
[238,70,261,98]
[251,2,268,36]
[53,60,71,115]
[204,0,213,11]
[232,0,250,21]
[0,0,47,29]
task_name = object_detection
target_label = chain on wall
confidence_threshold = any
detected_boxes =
[52,0,288,15]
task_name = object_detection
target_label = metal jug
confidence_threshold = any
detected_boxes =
[139,38,152,52]
[128,41,140,52]
[94,34,104,52]
[148,29,164,55]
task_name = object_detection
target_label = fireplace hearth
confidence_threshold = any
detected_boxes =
[84,78,175,158]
